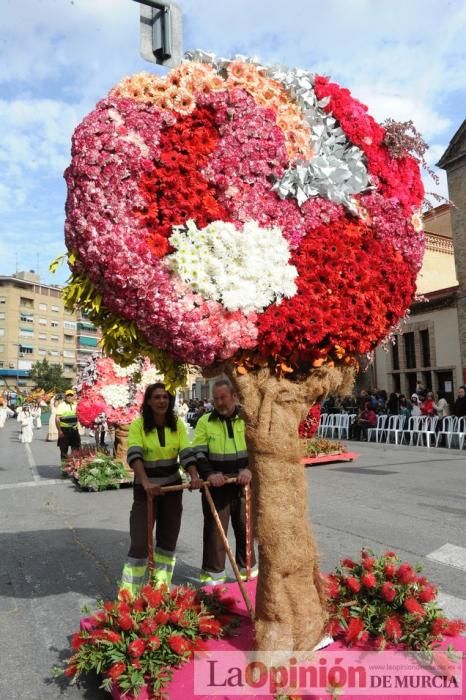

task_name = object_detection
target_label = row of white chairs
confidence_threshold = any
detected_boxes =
[318,413,466,449]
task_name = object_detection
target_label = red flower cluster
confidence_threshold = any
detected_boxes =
[136,106,229,257]
[326,549,466,650]
[257,219,416,365]
[62,582,234,698]
[298,404,321,438]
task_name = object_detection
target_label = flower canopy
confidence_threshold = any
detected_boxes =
[64,52,424,386]
[76,356,161,427]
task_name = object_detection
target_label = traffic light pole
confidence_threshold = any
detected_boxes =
[132,0,183,66]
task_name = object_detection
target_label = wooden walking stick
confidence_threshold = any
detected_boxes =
[146,490,154,577]
[244,484,252,581]
[203,484,255,622]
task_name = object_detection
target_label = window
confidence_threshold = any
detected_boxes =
[0,329,4,336]
[19,328,34,337]
[0,296,5,304]
[63,350,75,358]
[39,317,47,325]
[0,361,3,368]
[19,345,33,354]
[79,336,98,347]
[20,313,34,323]
[420,329,430,368]
[392,374,401,393]
[38,349,47,356]
[38,333,47,340]
[63,320,77,330]
[49,350,59,357]
[51,305,59,312]
[64,334,74,343]
[0,345,4,353]
[50,335,59,342]
[391,337,400,371]
[50,320,59,328]
[20,297,34,309]
[39,303,47,311]
[0,312,4,321]
[404,332,416,369]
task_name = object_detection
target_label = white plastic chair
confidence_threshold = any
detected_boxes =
[435,416,457,448]
[403,416,423,446]
[450,416,466,449]
[367,415,388,443]
[416,416,438,447]
[385,415,406,445]
[317,413,329,437]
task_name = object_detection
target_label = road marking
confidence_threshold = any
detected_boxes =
[437,591,466,621]
[24,442,40,482]
[0,479,64,491]
[427,543,466,573]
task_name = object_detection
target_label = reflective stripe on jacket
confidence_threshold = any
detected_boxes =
[192,410,248,478]
[127,417,195,486]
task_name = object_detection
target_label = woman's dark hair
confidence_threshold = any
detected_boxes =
[141,383,177,433]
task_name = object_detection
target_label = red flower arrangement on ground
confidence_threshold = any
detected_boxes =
[59,583,238,698]
[325,549,466,651]
[63,51,425,384]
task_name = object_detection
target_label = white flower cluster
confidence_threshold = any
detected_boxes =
[167,219,297,314]
[140,367,163,386]
[101,384,130,408]
[113,362,140,378]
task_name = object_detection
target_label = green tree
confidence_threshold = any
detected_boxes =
[29,359,71,393]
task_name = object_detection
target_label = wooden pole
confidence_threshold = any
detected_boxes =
[244,484,252,581]
[146,491,154,577]
[203,484,255,622]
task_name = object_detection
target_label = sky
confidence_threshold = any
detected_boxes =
[1,0,465,285]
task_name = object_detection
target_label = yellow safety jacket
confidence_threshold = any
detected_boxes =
[192,409,248,478]
[127,417,195,486]
[56,401,78,429]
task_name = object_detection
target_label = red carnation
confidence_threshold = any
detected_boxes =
[107,662,126,680]
[118,588,132,604]
[70,633,87,650]
[139,619,157,637]
[198,617,222,635]
[326,574,340,598]
[132,597,146,612]
[404,597,426,618]
[418,586,436,603]
[396,563,416,584]
[341,558,357,569]
[381,582,396,603]
[104,601,115,613]
[384,563,396,578]
[117,601,131,616]
[64,664,77,678]
[128,639,146,658]
[431,618,447,636]
[361,572,377,588]
[168,634,191,656]
[154,610,170,625]
[345,617,365,644]
[103,630,122,644]
[442,619,466,636]
[346,576,361,593]
[90,611,106,627]
[170,609,182,624]
[117,614,134,631]
[148,635,161,650]
[192,637,209,652]
[141,585,163,608]
[385,615,402,641]
[362,557,376,571]
[384,551,397,558]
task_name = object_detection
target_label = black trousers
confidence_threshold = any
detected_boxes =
[201,483,256,574]
[128,484,183,559]
[58,428,81,459]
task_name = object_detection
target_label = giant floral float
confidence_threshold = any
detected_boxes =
[77,355,161,462]
[63,51,425,652]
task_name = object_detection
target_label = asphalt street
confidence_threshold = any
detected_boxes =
[0,417,465,699]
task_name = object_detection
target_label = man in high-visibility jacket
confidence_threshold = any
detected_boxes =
[55,390,81,460]
[192,379,258,585]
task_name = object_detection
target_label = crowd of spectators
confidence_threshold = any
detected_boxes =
[322,383,466,442]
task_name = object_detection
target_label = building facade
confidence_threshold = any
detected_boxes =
[372,201,463,401]
[0,271,101,391]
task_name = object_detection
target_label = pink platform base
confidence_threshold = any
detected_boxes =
[300,452,360,466]
[108,579,465,700]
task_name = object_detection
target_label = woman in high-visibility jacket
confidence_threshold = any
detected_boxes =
[120,383,202,595]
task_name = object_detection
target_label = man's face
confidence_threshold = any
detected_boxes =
[213,385,236,417]
[65,394,74,404]
[458,388,465,399]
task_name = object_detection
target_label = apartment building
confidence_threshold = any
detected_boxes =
[0,270,100,391]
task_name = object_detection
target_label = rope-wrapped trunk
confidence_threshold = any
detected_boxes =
[113,423,130,465]
[225,363,354,651]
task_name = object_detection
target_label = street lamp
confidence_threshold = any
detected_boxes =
[133,0,183,66]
